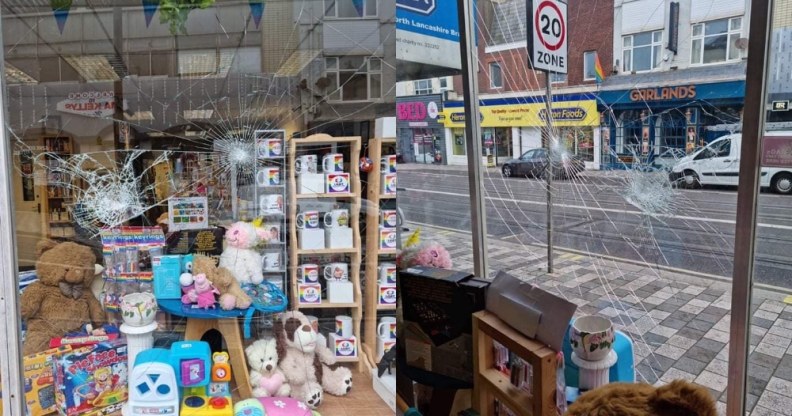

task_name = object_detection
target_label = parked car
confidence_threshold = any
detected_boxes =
[669,132,792,194]
[501,148,585,179]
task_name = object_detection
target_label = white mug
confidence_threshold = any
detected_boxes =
[259,194,283,214]
[377,316,396,340]
[298,263,320,283]
[378,263,396,285]
[296,211,320,229]
[258,138,283,158]
[335,315,353,338]
[380,155,397,173]
[376,334,396,361]
[256,167,280,186]
[262,252,281,271]
[324,209,350,228]
[324,263,349,281]
[380,209,398,229]
[259,223,280,243]
[295,155,318,174]
[323,153,344,172]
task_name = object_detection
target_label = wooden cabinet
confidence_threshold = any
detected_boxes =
[39,136,75,239]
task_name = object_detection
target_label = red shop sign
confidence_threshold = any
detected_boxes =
[397,102,427,121]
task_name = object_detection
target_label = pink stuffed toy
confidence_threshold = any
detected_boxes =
[397,242,452,269]
[182,273,219,309]
[219,222,264,285]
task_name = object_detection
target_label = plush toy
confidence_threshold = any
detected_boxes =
[21,240,107,355]
[220,221,264,285]
[193,255,251,310]
[566,380,717,416]
[181,273,219,309]
[246,338,291,398]
[274,311,353,408]
[396,229,452,269]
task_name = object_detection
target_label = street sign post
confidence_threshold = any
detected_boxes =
[527,0,568,273]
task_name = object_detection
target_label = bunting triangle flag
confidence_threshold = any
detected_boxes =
[50,0,72,34]
[142,0,160,27]
[352,0,364,17]
[249,0,264,28]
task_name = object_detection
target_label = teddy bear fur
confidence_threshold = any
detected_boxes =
[274,311,353,408]
[193,255,251,310]
[246,338,291,398]
[21,240,106,356]
[566,380,717,416]
[219,222,264,285]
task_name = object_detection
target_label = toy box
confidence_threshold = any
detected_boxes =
[54,340,129,416]
[399,266,489,383]
[152,254,193,300]
[24,346,72,416]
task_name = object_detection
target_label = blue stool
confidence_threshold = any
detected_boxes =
[563,319,636,387]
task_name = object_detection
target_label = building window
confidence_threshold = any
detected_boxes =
[489,62,503,89]
[487,0,527,46]
[550,72,567,84]
[439,77,450,91]
[583,51,597,80]
[622,30,662,72]
[324,0,377,18]
[414,79,432,95]
[325,56,382,101]
[691,17,742,65]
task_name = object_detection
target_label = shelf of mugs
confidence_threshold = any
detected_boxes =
[296,192,356,199]
[296,302,359,309]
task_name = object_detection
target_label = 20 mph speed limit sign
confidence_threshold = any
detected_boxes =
[528,0,568,74]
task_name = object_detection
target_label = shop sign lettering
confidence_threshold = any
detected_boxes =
[629,85,696,101]
[538,107,586,121]
[397,102,427,121]
[57,91,116,118]
[762,136,792,168]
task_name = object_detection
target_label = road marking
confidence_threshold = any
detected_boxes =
[403,187,792,230]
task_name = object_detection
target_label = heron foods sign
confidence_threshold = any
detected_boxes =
[438,100,598,127]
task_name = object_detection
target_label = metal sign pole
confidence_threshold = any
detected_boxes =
[544,72,554,273]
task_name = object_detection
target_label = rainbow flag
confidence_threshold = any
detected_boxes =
[594,52,606,84]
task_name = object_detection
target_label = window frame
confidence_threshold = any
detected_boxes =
[622,30,663,73]
[690,16,743,66]
[324,0,377,19]
[489,62,503,89]
[549,72,567,84]
[414,79,432,95]
[583,51,597,81]
[325,56,383,102]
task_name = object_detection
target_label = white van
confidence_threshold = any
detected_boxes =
[670,132,792,194]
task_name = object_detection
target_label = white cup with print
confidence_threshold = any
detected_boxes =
[378,262,397,285]
[324,209,350,229]
[296,211,320,229]
[296,155,318,174]
[262,252,281,271]
[259,194,283,214]
[335,315,354,338]
[324,263,349,281]
[322,153,344,172]
[298,263,320,283]
[377,316,397,340]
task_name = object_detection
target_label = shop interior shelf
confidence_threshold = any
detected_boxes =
[297,248,358,255]
[478,368,534,414]
[335,356,360,363]
[296,302,359,309]
[377,304,397,311]
[379,249,398,256]
[379,194,397,199]
[296,193,356,199]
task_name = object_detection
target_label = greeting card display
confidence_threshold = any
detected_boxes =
[168,197,209,231]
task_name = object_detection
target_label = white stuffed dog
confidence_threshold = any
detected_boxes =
[275,311,353,408]
[246,338,291,398]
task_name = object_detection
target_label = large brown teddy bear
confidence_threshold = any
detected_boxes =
[565,380,717,416]
[21,240,106,355]
[192,255,251,310]
[274,311,353,409]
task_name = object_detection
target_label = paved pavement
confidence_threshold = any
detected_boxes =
[408,223,792,416]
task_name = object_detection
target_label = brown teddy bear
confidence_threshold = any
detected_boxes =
[192,255,251,310]
[21,240,106,355]
[565,380,717,416]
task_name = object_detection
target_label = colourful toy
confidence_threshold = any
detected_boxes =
[259,397,322,415]
[123,341,233,416]
[153,254,193,300]
[193,255,252,310]
[24,346,71,415]
[233,399,265,416]
[181,274,220,309]
[53,340,128,416]
[246,338,290,398]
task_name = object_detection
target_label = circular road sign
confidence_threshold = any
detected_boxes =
[534,0,566,52]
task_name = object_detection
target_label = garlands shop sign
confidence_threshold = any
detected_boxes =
[629,85,697,101]
[57,91,116,118]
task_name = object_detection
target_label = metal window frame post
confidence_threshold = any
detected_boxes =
[0,18,26,416]
[726,0,773,415]
[457,0,489,278]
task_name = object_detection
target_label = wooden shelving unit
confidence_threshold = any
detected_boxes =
[361,137,398,372]
[472,311,558,416]
[288,133,363,370]
[40,136,75,239]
